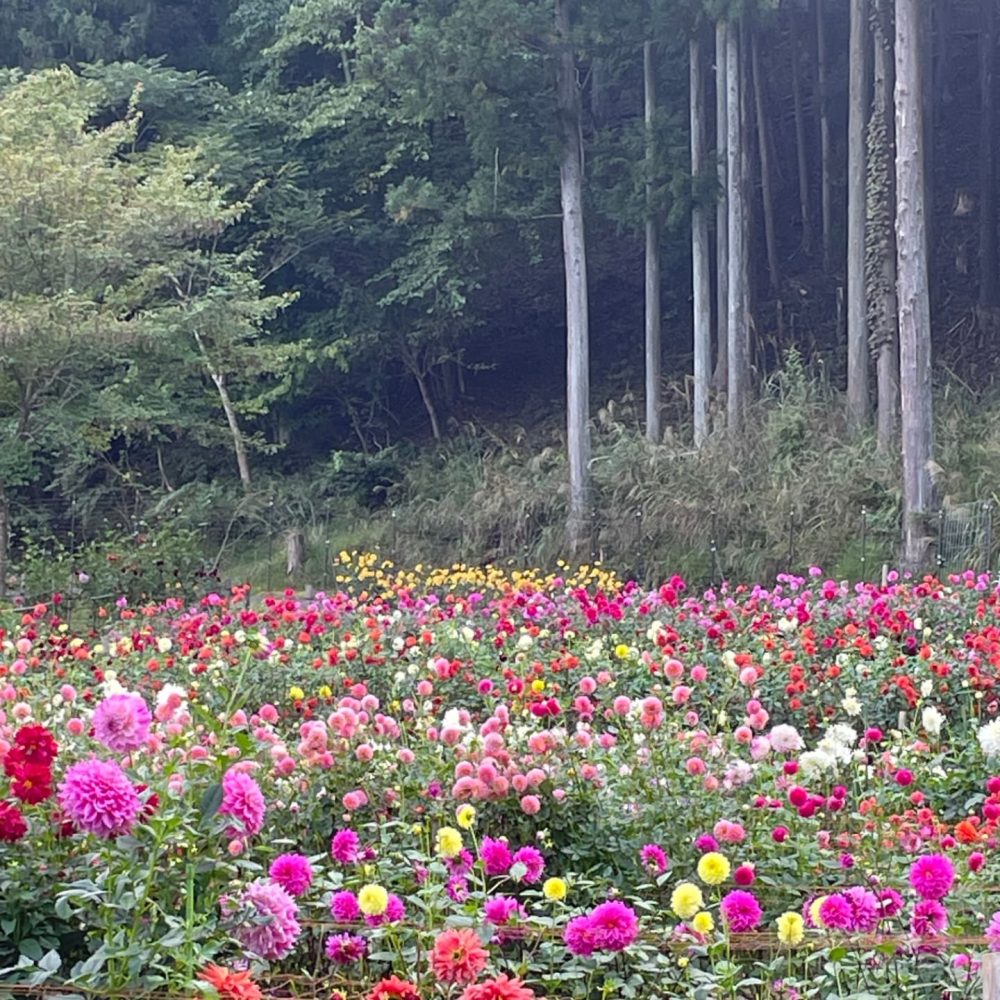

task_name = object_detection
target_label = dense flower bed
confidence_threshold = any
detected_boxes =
[4,555,1000,998]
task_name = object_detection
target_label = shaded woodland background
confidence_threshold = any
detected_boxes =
[1,0,999,596]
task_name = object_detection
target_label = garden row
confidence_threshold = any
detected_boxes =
[2,556,1000,998]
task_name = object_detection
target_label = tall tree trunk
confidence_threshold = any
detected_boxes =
[895,0,935,571]
[751,29,779,293]
[645,39,662,443]
[981,0,998,309]
[691,35,710,447]
[789,7,813,255]
[847,0,871,428]
[556,0,591,558]
[815,0,833,270]
[713,19,729,397]
[867,1,899,455]
[727,20,750,430]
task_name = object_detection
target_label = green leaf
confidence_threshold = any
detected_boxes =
[18,939,42,962]
[199,782,224,819]
[38,950,61,974]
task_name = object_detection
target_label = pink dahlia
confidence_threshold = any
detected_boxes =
[219,768,266,838]
[331,828,361,863]
[484,895,527,942]
[563,915,596,956]
[986,910,1000,951]
[843,887,880,933]
[876,887,904,919]
[818,894,853,931]
[459,975,535,1000]
[330,890,361,922]
[229,879,301,960]
[58,759,141,838]
[92,693,151,753]
[909,854,955,901]
[587,900,639,951]
[910,899,948,937]
[484,895,527,926]
[480,836,513,876]
[325,932,368,965]
[640,843,668,874]
[721,890,763,933]
[511,845,545,884]
[269,853,313,896]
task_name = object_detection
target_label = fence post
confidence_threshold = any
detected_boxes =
[983,951,1000,999]
[936,508,946,572]
[709,509,720,587]
[860,506,868,580]
[984,502,994,578]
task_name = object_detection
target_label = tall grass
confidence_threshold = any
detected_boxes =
[379,359,1000,584]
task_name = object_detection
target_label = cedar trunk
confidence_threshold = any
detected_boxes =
[556,0,592,558]
[713,19,729,397]
[895,0,936,570]
[645,39,662,443]
[691,35,710,447]
[726,21,750,430]
[847,0,870,427]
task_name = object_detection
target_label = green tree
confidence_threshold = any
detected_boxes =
[0,67,291,587]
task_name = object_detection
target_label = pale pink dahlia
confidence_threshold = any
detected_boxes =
[219,768,266,837]
[92,693,152,753]
[58,759,142,838]
[229,879,301,960]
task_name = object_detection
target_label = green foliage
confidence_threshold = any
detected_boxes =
[0,66,293,515]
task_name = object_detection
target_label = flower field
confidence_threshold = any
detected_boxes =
[5,557,1000,999]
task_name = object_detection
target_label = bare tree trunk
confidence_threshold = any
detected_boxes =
[193,331,252,490]
[751,29,779,293]
[645,39,662,443]
[691,35,710,447]
[209,371,253,491]
[556,0,591,558]
[727,20,750,430]
[895,0,935,571]
[713,19,729,397]
[414,370,442,441]
[981,0,998,309]
[867,1,899,454]
[789,7,813,255]
[847,0,871,428]
[815,0,833,270]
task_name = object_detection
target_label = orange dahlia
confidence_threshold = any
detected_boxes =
[198,964,262,1000]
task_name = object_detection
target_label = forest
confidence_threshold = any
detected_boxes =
[0,0,997,595]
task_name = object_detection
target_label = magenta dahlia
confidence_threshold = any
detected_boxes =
[721,890,763,933]
[269,853,313,896]
[909,854,955,901]
[57,759,141,838]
